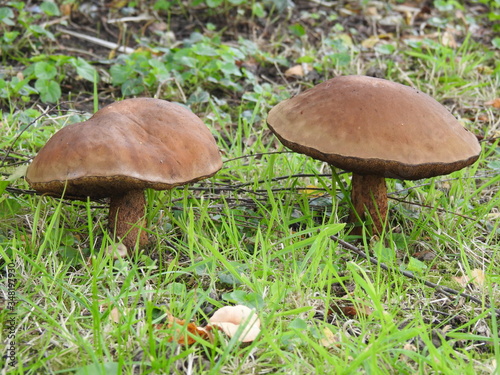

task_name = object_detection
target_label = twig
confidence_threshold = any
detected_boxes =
[0,106,56,168]
[223,151,294,163]
[331,235,500,317]
[388,196,474,220]
[57,27,135,54]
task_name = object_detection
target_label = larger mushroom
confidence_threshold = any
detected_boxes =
[26,98,222,250]
[267,75,481,235]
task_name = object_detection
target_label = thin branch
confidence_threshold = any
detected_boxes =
[223,151,294,163]
[0,106,54,168]
[388,196,475,220]
[331,235,500,317]
[57,27,135,54]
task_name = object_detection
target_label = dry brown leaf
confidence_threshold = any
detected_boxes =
[485,98,500,108]
[470,269,486,287]
[157,314,214,345]
[109,307,121,323]
[284,64,312,78]
[98,302,128,323]
[319,327,341,347]
[453,275,469,288]
[330,302,372,318]
[154,305,260,345]
[453,269,486,288]
[441,30,457,48]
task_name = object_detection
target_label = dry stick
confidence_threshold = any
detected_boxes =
[331,235,500,317]
[388,197,474,220]
[0,103,72,168]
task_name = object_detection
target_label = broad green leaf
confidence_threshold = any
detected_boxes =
[110,64,134,85]
[2,31,19,43]
[192,43,219,56]
[121,78,144,96]
[222,290,264,309]
[404,257,428,274]
[0,7,14,25]
[206,0,223,7]
[28,25,55,40]
[71,57,98,83]
[74,362,119,375]
[0,180,9,195]
[35,79,61,103]
[34,62,57,80]
[40,1,60,16]
[0,197,21,218]
[289,24,306,37]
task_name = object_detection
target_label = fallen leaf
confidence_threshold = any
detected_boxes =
[302,184,324,198]
[453,269,486,288]
[441,30,457,48]
[109,307,121,323]
[330,301,372,318]
[361,35,380,48]
[284,64,312,78]
[319,327,341,347]
[159,314,214,345]
[155,305,260,345]
[485,98,500,108]
[453,275,468,288]
[470,269,486,287]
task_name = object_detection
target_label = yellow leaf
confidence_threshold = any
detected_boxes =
[361,35,379,48]
[470,269,486,287]
[302,184,323,198]
[284,64,313,77]
[319,327,340,347]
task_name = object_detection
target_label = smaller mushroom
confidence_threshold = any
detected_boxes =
[267,75,481,235]
[26,98,222,250]
[208,305,261,343]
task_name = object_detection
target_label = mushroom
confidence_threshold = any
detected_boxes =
[26,98,222,250]
[267,75,481,235]
[208,305,261,343]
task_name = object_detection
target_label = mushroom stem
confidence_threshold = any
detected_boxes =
[347,174,388,236]
[108,190,149,250]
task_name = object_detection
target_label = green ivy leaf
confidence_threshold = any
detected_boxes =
[35,79,61,103]
[2,31,18,43]
[206,0,223,8]
[222,290,264,309]
[110,64,134,85]
[0,7,15,25]
[40,1,60,16]
[71,57,98,82]
[289,24,306,37]
[28,25,55,40]
[192,43,219,56]
[0,180,9,195]
[121,78,144,96]
[34,61,57,80]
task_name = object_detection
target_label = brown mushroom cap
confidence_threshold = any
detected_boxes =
[26,98,222,198]
[267,75,481,180]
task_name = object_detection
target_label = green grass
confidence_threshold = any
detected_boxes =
[1,0,500,374]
